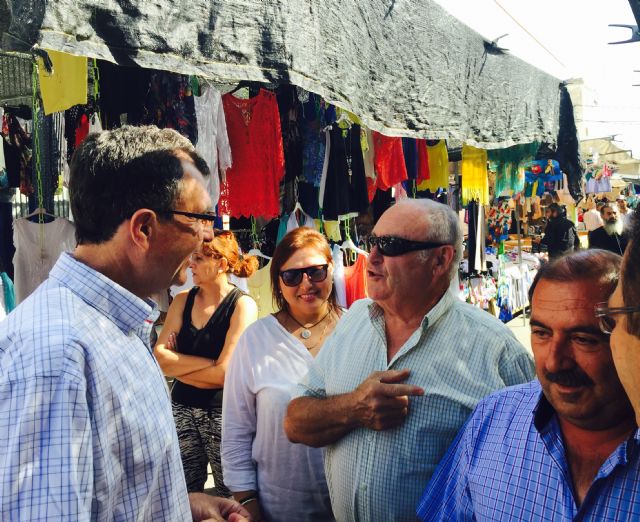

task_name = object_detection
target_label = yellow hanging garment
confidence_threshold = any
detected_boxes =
[461,144,489,206]
[38,50,87,115]
[417,140,449,191]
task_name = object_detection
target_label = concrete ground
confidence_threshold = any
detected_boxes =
[507,313,532,354]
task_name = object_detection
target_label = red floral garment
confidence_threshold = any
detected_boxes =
[219,89,285,218]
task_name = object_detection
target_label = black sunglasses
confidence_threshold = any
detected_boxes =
[595,302,640,334]
[369,234,448,257]
[158,209,217,225]
[280,264,329,287]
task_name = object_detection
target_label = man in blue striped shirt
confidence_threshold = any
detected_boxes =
[418,249,640,521]
[0,126,248,521]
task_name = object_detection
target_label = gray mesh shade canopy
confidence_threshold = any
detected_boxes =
[2,0,561,147]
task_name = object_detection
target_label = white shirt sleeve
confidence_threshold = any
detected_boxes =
[221,329,259,492]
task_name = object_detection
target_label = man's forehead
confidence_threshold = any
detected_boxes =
[532,296,596,312]
[374,205,425,235]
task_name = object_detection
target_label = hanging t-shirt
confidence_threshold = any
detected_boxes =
[332,244,347,308]
[461,144,489,206]
[343,253,368,307]
[13,217,76,304]
[220,90,285,218]
[417,140,448,191]
[247,260,277,318]
[194,86,232,208]
[373,132,408,191]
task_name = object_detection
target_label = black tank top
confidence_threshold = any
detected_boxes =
[171,285,244,409]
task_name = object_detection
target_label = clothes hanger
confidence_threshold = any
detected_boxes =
[24,207,56,221]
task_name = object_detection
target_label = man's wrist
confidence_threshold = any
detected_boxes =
[238,493,258,506]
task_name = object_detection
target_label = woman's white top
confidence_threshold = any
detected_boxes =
[222,315,334,522]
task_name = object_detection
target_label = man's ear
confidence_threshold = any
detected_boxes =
[129,209,157,251]
[433,245,455,277]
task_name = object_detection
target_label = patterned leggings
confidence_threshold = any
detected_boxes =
[172,402,230,496]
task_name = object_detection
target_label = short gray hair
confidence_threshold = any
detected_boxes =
[395,199,462,280]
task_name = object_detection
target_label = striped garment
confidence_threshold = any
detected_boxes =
[0,252,191,520]
[295,291,535,521]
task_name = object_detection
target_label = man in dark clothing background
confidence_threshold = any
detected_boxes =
[538,203,580,259]
[588,203,628,255]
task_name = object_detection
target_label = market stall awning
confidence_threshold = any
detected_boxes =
[2,0,561,148]
[581,138,640,178]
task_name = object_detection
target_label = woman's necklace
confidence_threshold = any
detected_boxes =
[286,308,331,339]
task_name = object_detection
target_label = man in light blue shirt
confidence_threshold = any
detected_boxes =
[285,199,534,521]
[0,126,249,521]
[417,249,639,521]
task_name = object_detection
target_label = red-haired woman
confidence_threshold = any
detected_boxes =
[154,230,258,496]
[222,227,340,521]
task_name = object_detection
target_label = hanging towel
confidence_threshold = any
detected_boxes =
[39,50,88,115]
[461,144,489,206]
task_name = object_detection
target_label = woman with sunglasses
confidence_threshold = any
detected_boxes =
[154,230,258,497]
[222,227,340,522]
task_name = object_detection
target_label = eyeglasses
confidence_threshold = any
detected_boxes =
[280,264,329,287]
[164,209,216,225]
[369,234,448,257]
[594,302,640,334]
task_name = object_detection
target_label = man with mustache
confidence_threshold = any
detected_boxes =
[588,202,628,255]
[417,249,639,521]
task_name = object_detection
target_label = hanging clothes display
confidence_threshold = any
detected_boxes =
[220,89,285,218]
[373,132,408,191]
[322,124,369,220]
[361,128,376,181]
[465,201,486,274]
[343,253,368,307]
[332,244,347,308]
[97,60,152,128]
[12,217,76,304]
[142,71,198,144]
[193,85,232,208]
[487,200,513,242]
[247,260,277,318]
[488,142,538,195]
[417,140,448,191]
[38,50,88,115]
[461,145,489,206]
[276,85,303,215]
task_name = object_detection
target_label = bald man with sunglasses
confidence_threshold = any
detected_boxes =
[284,199,534,522]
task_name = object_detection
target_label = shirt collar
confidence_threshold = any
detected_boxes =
[50,252,159,340]
[367,288,455,332]
[533,383,640,446]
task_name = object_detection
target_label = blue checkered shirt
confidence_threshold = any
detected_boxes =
[295,291,535,521]
[417,380,640,521]
[0,252,192,520]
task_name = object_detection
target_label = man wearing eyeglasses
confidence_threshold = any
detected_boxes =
[0,126,249,521]
[284,199,534,521]
[607,207,640,426]
[417,249,639,521]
